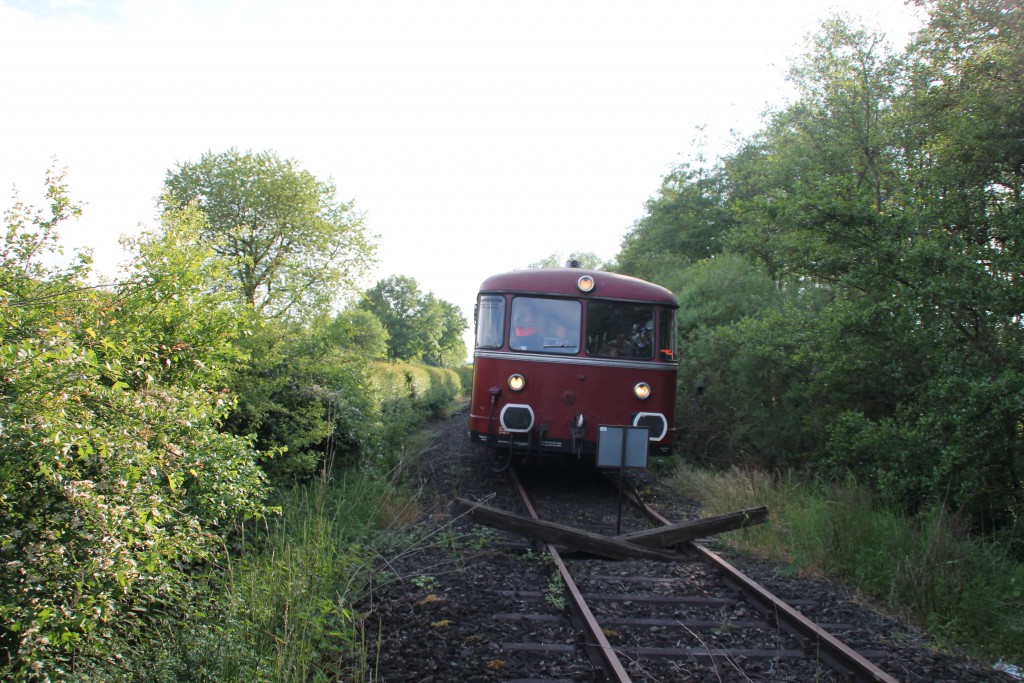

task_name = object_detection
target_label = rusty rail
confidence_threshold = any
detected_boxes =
[509,467,633,682]
[623,487,901,683]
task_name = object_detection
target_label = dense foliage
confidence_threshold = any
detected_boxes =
[0,163,466,677]
[0,172,271,678]
[160,150,468,485]
[618,0,1024,535]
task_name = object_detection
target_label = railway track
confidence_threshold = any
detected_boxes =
[473,464,902,682]
[363,412,1007,682]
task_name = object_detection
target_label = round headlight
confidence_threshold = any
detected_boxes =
[508,374,526,392]
[633,382,652,400]
[577,275,595,293]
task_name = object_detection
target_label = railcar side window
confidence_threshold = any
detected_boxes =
[586,302,655,359]
[475,295,505,349]
[509,297,580,353]
[658,306,678,362]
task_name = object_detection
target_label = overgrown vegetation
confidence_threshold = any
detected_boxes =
[0,174,272,678]
[0,160,465,679]
[5,0,1023,677]
[614,0,1024,666]
[618,0,1024,535]
[82,371,456,683]
[671,464,1024,662]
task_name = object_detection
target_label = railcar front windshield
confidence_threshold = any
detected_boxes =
[586,301,657,359]
[509,297,581,353]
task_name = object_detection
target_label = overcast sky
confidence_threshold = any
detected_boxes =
[1,0,925,344]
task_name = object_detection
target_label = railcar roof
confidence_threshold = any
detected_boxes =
[478,268,678,306]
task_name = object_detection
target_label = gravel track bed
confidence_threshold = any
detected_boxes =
[358,410,1015,682]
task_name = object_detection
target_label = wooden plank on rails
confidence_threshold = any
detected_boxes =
[451,497,686,562]
[615,506,769,547]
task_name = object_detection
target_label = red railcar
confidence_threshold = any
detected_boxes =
[469,266,678,464]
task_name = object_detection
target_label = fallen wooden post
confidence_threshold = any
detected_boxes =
[451,497,687,562]
[615,506,769,547]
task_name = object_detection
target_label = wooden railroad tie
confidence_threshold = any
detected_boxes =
[450,497,768,562]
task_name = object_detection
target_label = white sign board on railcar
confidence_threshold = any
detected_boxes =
[596,425,649,469]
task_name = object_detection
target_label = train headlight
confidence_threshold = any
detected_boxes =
[577,275,595,293]
[633,382,652,400]
[508,373,526,392]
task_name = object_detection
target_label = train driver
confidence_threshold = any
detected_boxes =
[511,300,543,351]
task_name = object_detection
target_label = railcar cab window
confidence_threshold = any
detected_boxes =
[475,295,505,349]
[586,301,656,359]
[658,306,678,362]
[509,297,581,354]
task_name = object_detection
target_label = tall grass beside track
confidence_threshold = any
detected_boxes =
[670,464,1024,664]
[121,384,463,683]
[123,467,417,683]
[221,472,418,682]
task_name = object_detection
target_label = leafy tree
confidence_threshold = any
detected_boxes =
[726,16,904,287]
[528,251,606,270]
[425,296,469,368]
[725,5,1022,524]
[860,0,1024,523]
[621,3,1024,529]
[163,149,376,319]
[617,162,731,282]
[358,276,467,368]
[359,275,432,361]
[0,170,270,678]
[162,150,384,483]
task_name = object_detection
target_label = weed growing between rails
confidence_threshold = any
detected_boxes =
[670,464,1024,664]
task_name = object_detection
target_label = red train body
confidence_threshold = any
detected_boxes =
[469,266,679,462]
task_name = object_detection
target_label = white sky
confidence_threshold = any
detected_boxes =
[1,0,925,347]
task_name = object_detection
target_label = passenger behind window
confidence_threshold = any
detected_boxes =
[632,327,652,357]
[542,322,578,352]
[600,331,634,356]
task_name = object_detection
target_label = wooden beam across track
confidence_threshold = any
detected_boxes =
[615,505,769,547]
[451,497,687,561]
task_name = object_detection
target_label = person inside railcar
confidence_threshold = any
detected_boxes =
[599,330,634,356]
[510,299,542,351]
[542,320,579,352]
[632,326,652,358]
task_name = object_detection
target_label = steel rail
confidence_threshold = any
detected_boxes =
[509,468,633,683]
[623,488,901,683]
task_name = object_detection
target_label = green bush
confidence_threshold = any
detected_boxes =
[0,177,270,679]
[224,319,379,485]
[365,361,462,471]
[366,361,462,418]
[455,363,474,394]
